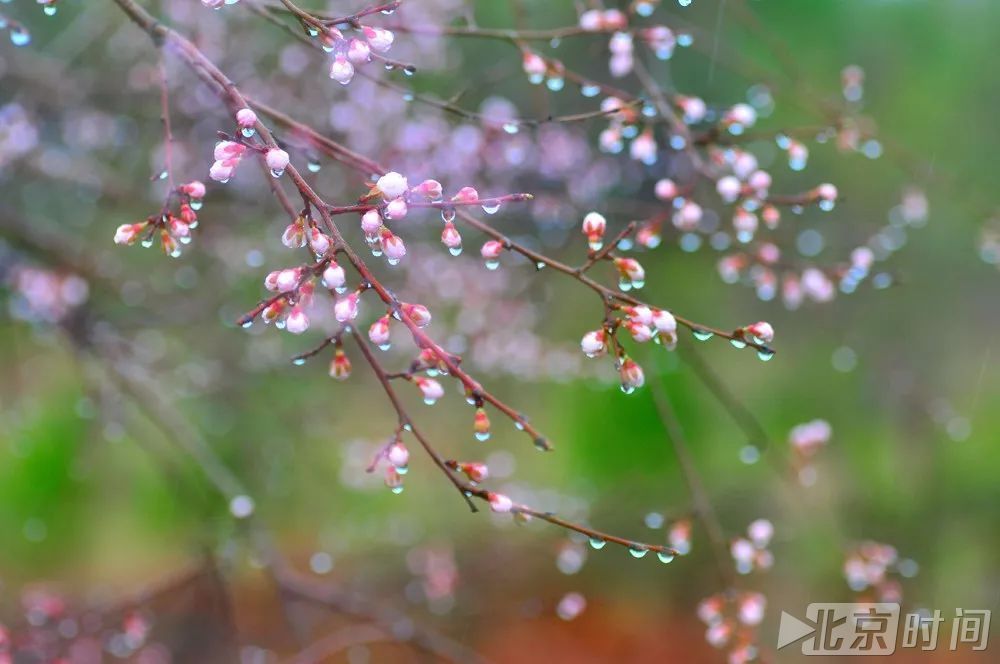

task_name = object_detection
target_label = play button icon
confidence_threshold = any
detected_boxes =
[778,611,816,649]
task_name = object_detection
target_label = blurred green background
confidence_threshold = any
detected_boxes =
[1,0,998,660]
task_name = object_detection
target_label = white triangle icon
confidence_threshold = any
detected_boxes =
[777,611,815,649]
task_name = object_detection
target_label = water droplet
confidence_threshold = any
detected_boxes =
[580,84,600,98]
[140,237,154,248]
[190,199,203,211]
[533,437,549,451]
[423,397,437,406]
[378,343,391,351]
[730,338,747,349]
[618,277,633,292]
[403,66,416,77]
[448,246,463,256]
[241,320,253,329]
[502,122,519,135]
[270,168,284,178]
[756,348,775,362]
[740,445,761,464]
[657,551,675,564]
[535,262,545,270]
[628,546,649,559]
[620,383,636,395]
[678,0,693,6]
[545,76,565,92]
[481,200,501,215]
[43,5,57,16]
[391,486,404,494]
[475,431,491,442]
[440,207,456,223]
[387,257,400,266]
[307,160,321,173]
[484,259,500,271]
[631,279,645,289]
[395,464,409,475]
[241,127,256,139]
[692,329,715,342]
[10,28,31,47]
[292,358,306,366]
[589,538,606,550]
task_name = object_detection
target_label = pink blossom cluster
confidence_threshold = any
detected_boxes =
[698,590,767,663]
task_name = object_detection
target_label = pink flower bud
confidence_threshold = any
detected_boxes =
[264,270,280,292]
[329,348,351,380]
[603,9,627,30]
[459,462,489,484]
[282,219,306,248]
[609,32,633,56]
[522,52,547,78]
[401,302,431,328]
[614,257,645,283]
[748,170,772,193]
[481,240,504,260]
[415,179,443,200]
[625,305,654,325]
[214,141,245,161]
[488,492,513,513]
[387,441,409,468]
[376,171,408,200]
[744,321,774,344]
[265,148,289,174]
[236,108,257,128]
[619,357,645,392]
[275,268,301,293]
[815,183,838,202]
[738,593,766,626]
[716,175,742,202]
[441,222,462,250]
[169,217,190,238]
[579,9,602,31]
[334,293,359,322]
[363,27,394,53]
[381,231,406,262]
[414,376,444,404]
[626,320,654,343]
[369,315,391,347]
[747,519,773,548]
[673,200,703,231]
[285,306,309,334]
[677,95,707,124]
[384,197,408,220]
[731,538,756,565]
[114,223,144,245]
[725,103,757,128]
[209,160,236,182]
[733,208,758,235]
[329,56,355,85]
[654,178,678,200]
[361,209,383,236]
[346,38,371,64]
[629,130,656,163]
[652,309,677,333]
[309,228,331,255]
[581,211,606,243]
[322,262,346,290]
[762,205,781,229]
[580,329,606,357]
[451,186,479,203]
[181,181,206,199]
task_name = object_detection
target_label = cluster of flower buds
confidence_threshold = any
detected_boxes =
[260,265,317,333]
[698,591,767,663]
[596,97,646,156]
[844,541,907,602]
[788,419,831,486]
[521,50,565,90]
[731,321,774,349]
[114,181,205,257]
[358,172,510,265]
[613,256,646,290]
[721,103,758,135]
[282,214,334,259]
[776,134,809,171]
[445,459,489,485]
[730,518,774,575]
[211,109,289,182]
[323,24,396,85]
